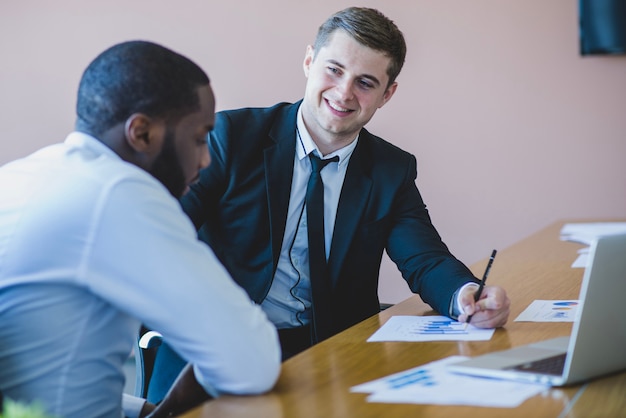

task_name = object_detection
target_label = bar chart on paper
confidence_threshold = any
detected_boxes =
[367,315,495,342]
[515,300,579,322]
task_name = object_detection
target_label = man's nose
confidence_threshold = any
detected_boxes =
[200,146,211,169]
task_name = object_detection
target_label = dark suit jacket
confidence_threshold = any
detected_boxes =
[181,101,478,335]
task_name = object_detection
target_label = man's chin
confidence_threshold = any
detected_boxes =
[182,176,200,196]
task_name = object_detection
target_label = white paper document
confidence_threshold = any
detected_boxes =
[560,222,626,246]
[351,356,549,408]
[571,247,590,268]
[560,222,626,268]
[514,300,579,322]
[367,315,495,342]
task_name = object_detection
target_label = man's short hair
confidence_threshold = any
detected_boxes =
[76,40,210,137]
[313,7,406,88]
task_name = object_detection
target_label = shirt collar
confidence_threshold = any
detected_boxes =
[295,105,358,169]
[64,131,122,161]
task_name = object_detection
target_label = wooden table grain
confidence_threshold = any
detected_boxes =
[180,220,626,418]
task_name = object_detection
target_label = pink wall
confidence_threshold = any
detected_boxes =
[2,1,625,303]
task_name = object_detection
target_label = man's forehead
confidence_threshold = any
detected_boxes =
[316,32,391,85]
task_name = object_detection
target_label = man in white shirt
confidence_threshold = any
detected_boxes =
[0,40,281,418]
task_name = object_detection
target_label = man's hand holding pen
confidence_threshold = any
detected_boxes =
[457,250,511,329]
[458,285,511,328]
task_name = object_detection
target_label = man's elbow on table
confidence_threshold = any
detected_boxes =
[195,329,282,396]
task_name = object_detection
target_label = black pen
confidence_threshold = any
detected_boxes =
[466,249,497,326]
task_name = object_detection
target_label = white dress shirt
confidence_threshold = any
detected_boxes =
[260,108,358,328]
[0,132,281,418]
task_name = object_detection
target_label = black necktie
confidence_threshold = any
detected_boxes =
[306,153,339,344]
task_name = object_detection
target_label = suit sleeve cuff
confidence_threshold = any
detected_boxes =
[449,282,480,319]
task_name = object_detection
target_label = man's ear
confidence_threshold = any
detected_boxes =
[303,45,314,78]
[124,113,164,156]
[378,82,398,109]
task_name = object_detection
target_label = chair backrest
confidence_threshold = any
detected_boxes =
[134,326,163,399]
[134,326,188,404]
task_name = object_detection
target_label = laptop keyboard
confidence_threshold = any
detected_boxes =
[509,353,567,376]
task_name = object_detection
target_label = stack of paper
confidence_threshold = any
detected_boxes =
[351,356,549,408]
[560,222,626,245]
[560,222,626,267]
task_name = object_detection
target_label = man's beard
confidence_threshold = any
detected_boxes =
[149,127,186,198]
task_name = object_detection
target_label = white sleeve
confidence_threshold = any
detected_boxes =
[455,282,480,316]
[82,176,281,395]
[122,394,146,418]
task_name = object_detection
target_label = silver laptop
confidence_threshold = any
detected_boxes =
[448,232,626,386]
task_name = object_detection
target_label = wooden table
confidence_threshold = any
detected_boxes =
[181,220,626,417]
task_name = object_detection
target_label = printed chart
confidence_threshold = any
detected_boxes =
[367,315,495,342]
[350,356,549,408]
[514,300,579,322]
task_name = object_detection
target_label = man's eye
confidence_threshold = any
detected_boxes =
[358,79,374,89]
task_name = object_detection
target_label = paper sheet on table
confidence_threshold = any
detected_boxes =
[560,222,626,246]
[514,300,579,322]
[367,315,495,342]
[559,222,626,268]
[351,356,549,408]
[571,247,589,268]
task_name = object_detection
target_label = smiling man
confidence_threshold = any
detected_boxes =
[0,41,280,418]
[148,6,511,403]
[300,28,397,155]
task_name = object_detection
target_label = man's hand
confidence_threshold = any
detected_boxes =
[145,364,213,418]
[457,285,510,328]
[139,401,157,418]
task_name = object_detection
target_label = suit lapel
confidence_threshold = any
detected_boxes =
[328,133,373,286]
[264,103,299,271]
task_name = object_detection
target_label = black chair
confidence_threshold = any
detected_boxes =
[134,326,163,400]
[134,327,187,404]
